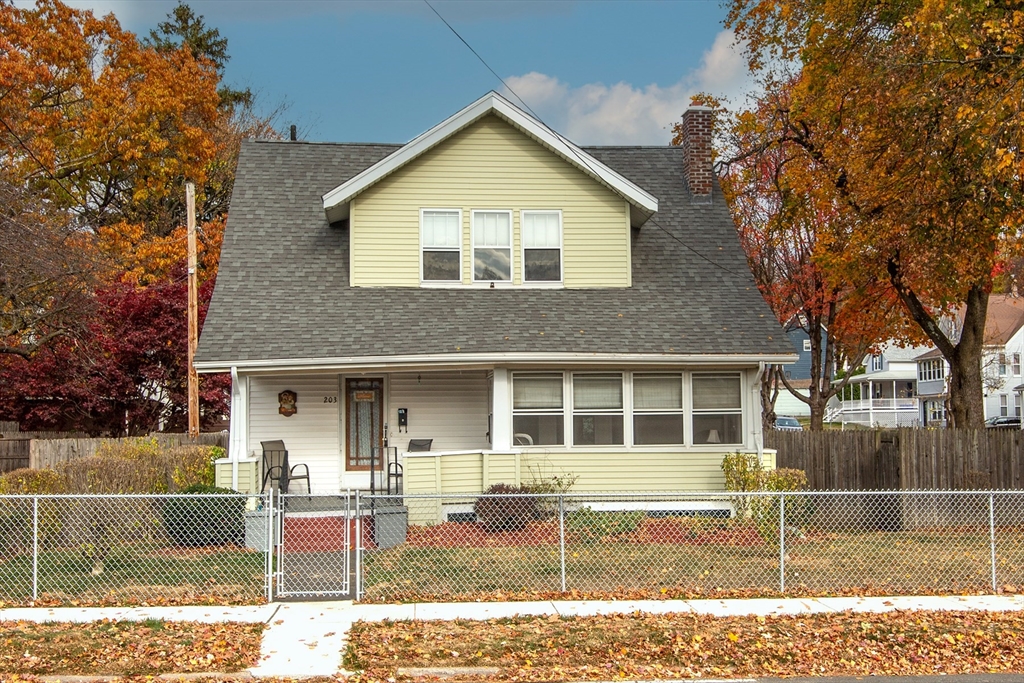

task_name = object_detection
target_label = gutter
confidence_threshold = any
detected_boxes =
[196,352,799,375]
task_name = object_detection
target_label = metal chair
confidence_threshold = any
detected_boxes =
[260,440,311,496]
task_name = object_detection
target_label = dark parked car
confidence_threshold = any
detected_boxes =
[774,416,804,431]
[985,416,1021,429]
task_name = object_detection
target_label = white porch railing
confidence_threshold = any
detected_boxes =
[836,398,918,411]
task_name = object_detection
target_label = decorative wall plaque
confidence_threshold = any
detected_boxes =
[278,390,297,417]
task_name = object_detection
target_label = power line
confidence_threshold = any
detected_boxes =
[422,0,749,279]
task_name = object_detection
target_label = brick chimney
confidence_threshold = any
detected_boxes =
[681,105,713,204]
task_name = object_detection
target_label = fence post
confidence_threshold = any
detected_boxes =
[989,492,997,592]
[265,489,273,602]
[779,493,786,593]
[32,496,39,601]
[355,490,362,600]
[558,495,566,593]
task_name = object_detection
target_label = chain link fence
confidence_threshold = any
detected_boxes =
[358,490,1024,601]
[2,490,1024,605]
[0,493,270,605]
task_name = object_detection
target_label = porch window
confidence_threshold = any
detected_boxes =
[692,373,742,445]
[472,210,512,282]
[632,374,683,445]
[421,210,461,282]
[521,211,562,282]
[572,374,623,446]
[512,373,564,445]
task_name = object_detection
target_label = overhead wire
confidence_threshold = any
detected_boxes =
[422,0,750,279]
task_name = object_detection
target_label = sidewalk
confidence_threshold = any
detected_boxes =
[3,595,1024,678]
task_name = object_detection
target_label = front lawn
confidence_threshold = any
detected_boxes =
[0,542,266,606]
[362,517,1024,601]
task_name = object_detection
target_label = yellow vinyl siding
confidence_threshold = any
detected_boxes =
[352,115,630,288]
[402,450,754,495]
[214,459,259,494]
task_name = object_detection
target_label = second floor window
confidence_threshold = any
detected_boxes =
[522,211,562,282]
[421,210,461,282]
[919,359,945,382]
[1014,353,1021,376]
[472,210,512,282]
[999,352,1008,376]
[871,355,883,371]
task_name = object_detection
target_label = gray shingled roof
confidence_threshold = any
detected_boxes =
[196,135,793,366]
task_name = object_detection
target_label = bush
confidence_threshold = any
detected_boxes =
[161,483,244,547]
[57,442,220,493]
[566,507,644,544]
[474,484,537,533]
[721,452,809,544]
[0,467,66,494]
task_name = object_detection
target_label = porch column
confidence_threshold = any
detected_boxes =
[229,367,250,476]
[491,368,512,450]
[868,380,874,426]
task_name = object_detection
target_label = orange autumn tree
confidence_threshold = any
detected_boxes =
[725,0,1024,428]
[0,0,220,230]
[691,89,899,431]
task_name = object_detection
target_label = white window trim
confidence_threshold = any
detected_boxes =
[631,372,685,447]
[420,208,463,287]
[520,209,564,287]
[471,209,514,286]
[690,371,745,446]
[569,372,625,448]
[510,371,744,451]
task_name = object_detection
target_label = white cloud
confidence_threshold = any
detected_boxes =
[504,30,752,146]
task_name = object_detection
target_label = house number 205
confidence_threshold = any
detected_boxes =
[323,396,338,403]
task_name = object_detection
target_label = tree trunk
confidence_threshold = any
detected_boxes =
[946,289,988,428]
[760,365,780,432]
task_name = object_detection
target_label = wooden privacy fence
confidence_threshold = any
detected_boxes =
[766,428,1024,490]
[0,433,229,472]
[0,439,30,474]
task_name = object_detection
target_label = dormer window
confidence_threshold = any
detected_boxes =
[472,210,512,282]
[421,209,462,282]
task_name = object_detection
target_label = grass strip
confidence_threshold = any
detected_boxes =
[346,609,1024,680]
[0,619,264,676]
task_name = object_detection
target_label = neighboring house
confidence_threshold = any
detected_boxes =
[828,343,929,427]
[194,92,795,512]
[915,294,1024,427]
[774,318,829,418]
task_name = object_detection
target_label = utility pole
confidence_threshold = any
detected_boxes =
[186,182,199,440]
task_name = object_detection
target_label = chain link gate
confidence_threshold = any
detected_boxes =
[273,492,354,599]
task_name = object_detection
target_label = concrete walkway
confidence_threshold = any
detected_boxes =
[3,595,1024,678]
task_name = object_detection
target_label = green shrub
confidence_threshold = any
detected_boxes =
[57,442,221,493]
[721,452,809,544]
[566,507,644,544]
[474,484,537,533]
[161,484,244,547]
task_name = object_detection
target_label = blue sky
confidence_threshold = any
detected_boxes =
[45,0,753,145]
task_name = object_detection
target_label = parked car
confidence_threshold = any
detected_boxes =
[985,416,1021,429]
[774,416,804,431]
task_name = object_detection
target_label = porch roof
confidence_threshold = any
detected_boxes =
[196,140,794,371]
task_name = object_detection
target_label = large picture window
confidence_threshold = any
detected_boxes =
[692,373,742,445]
[521,211,562,282]
[421,210,461,282]
[472,210,512,282]
[572,374,623,445]
[512,374,564,445]
[633,374,683,445]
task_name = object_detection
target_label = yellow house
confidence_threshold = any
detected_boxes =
[195,92,795,514]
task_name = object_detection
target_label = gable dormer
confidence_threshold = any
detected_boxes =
[322,92,659,289]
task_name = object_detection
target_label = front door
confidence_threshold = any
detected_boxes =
[346,378,383,471]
